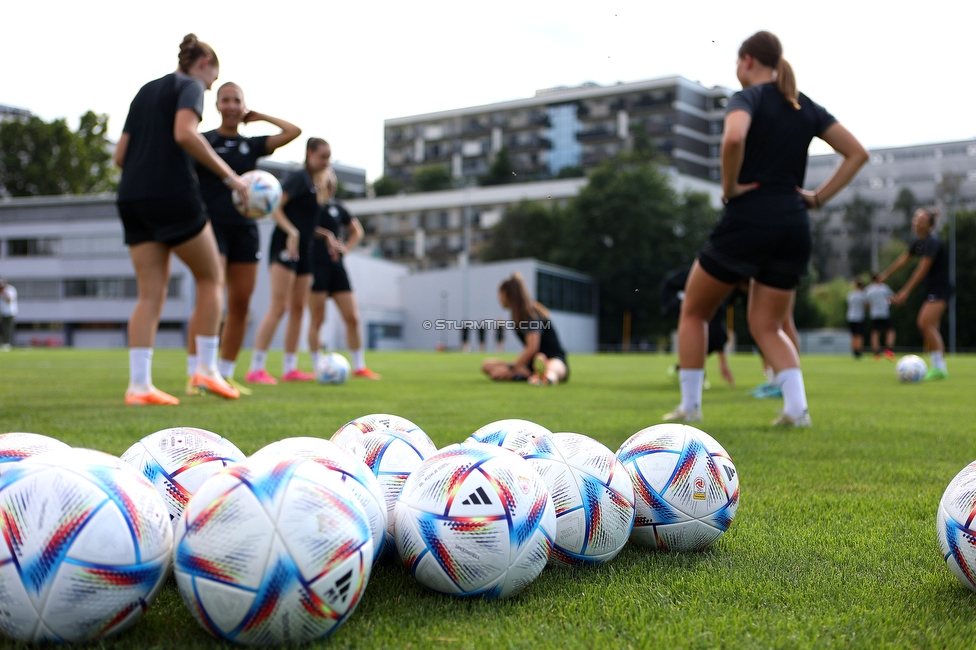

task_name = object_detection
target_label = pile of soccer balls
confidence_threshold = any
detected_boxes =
[0,418,738,644]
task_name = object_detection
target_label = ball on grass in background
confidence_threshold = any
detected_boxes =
[173,455,372,644]
[0,449,172,643]
[231,169,282,219]
[499,431,635,566]
[617,423,739,551]
[937,460,976,591]
[395,443,556,598]
[120,427,246,528]
[0,431,71,475]
[465,418,553,449]
[332,426,437,550]
[251,437,388,562]
[896,354,927,383]
[316,352,351,385]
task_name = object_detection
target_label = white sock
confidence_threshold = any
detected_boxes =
[249,350,267,373]
[679,369,704,413]
[311,350,323,369]
[218,358,236,380]
[196,335,220,374]
[931,351,946,371]
[351,349,365,371]
[129,347,153,388]
[283,353,298,374]
[776,368,808,419]
[186,355,197,377]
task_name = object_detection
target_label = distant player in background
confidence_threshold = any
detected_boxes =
[0,278,16,351]
[864,274,895,361]
[879,207,953,380]
[114,34,248,405]
[846,279,866,359]
[481,273,568,386]
[307,174,381,380]
[247,138,332,384]
[666,31,868,426]
[186,82,301,395]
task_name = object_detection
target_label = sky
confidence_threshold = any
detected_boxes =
[5,0,975,183]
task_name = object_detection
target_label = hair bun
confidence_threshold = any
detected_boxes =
[180,33,199,52]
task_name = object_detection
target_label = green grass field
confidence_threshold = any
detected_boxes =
[1,349,975,649]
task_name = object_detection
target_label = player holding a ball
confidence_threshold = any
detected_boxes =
[187,82,301,395]
[114,34,250,405]
[666,30,868,426]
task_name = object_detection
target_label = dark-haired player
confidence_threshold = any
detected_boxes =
[307,179,381,380]
[879,207,953,380]
[185,82,301,395]
[114,34,247,405]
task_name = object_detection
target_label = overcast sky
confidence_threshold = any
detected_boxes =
[5,0,975,182]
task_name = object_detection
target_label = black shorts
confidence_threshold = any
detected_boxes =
[698,194,811,290]
[213,221,261,264]
[848,320,864,336]
[925,283,954,302]
[269,228,312,276]
[117,192,208,247]
[707,316,728,354]
[311,258,352,294]
[870,317,892,333]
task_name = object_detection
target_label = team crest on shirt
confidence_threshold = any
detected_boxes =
[329,206,339,217]
[240,141,250,155]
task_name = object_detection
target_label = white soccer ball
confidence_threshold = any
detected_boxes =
[0,449,172,643]
[617,423,739,551]
[231,169,282,219]
[120,427,246,528]
[251,437,388,562]
[316,352,351,385]
[0,431,71,475]
[331,413,429,450]
[173,455,373,644]
[896,354,927,383]
[331,425,437,550]
[490,431,635,566]
[395,443,556,598]
[937,461,976,591]
[466,418,553,449]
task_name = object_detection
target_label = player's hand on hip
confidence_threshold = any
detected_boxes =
[722,182,760,204]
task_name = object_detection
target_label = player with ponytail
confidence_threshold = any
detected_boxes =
[665,30,869,426]
[114,34,247,405]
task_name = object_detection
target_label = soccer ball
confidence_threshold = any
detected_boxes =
[937,461,976,591]
[316,352,351,384]
[331,426,437,549]
[231,169,282,219]
[120,427,246,528]
[896,354,927,383]
[332,413,429,449]
[495,431,635,566]
[395,443,556,598]
[0,431,71,475]
[616,423,739,551]
[251,437,388,562]
[465,418,553,448]
[0,449,172,643]
[173,455,373,644]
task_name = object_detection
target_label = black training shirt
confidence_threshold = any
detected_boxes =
[514,311,567,362]
[278,168,321,244]
[197,132,269,225]
[726,83,836,192]
[909,234,951,293]
[312,200,354,262]
[118,73,205,202]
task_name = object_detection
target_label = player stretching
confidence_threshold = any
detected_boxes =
[665,30,868,426]
[114,34,247,405]
[186,82,301,395]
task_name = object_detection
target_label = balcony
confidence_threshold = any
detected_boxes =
[576,127,620,144]
[461,120,491,136]
[506,136,553,152]
[628,94,675,115]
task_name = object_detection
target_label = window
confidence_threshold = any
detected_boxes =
[11,279,59,300]
[62,276,182,299]
[536,271,594,315]
[6,238,59,256]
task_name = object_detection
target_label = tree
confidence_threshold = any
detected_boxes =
[842,193,876,276]
[953,208,976,349]
[0,111,116,197]
[479,147,514,186]
[809,212,833,280]
[412,165,452,192]
[481,200,564,262]
[556,166,584,179]
[892,186,917,240]
[371,175,401,197]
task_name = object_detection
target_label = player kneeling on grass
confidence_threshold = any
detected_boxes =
[481,273,568,386]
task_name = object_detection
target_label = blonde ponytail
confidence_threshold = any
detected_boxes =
[777,58,800,110]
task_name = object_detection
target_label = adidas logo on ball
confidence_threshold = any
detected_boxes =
[462,486,493,505]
